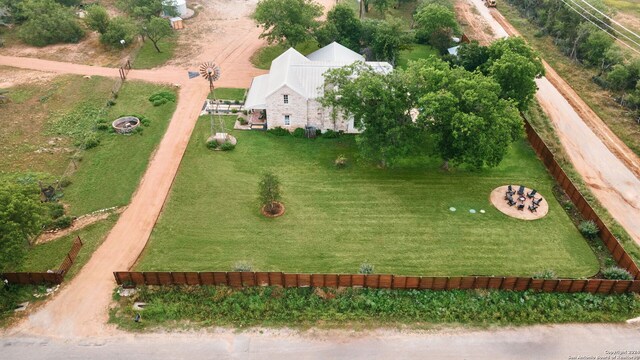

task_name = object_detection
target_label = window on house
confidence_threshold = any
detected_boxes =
[283,94,289,104]
[284,115,290,126]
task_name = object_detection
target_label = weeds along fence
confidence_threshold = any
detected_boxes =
[523,120,640,280]
[113,272,640,294]
[1,236,83,285]
[111,120,640,293]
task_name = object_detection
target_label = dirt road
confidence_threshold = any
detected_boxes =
[463,0,640,247]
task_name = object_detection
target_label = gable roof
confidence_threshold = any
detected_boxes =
[306,42,365,63]
[245,42,393,109]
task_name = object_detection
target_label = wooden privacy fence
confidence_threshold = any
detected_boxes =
[1,236,83,285]
[113,272,640,294]
[523,120,640,280]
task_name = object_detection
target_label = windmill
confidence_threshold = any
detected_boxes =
[199,62,228,141]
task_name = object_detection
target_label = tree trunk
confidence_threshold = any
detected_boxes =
[152,40,162,53]
[442,160,450,171]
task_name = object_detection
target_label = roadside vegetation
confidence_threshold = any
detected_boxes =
[110,286,640,330]
[502,0,640,156]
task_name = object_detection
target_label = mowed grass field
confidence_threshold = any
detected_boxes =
[136,117,599,277]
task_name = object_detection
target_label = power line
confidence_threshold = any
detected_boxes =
[567,0,640,51]
[578,0,640,41]
[558,0,640,55]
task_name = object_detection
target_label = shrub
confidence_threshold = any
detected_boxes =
[292,128,305,138]
[359,263,374,274]
[206,139,219,150]
[267,127,290,136]
[533,270,556,279]
[85,4,110,34]
[579,220,600,240]
[335,154,348,168]
[18,0,85,46]
[234,100,240,105]
[238,117,248,125]
[106,99,116,107]
[47,202,65,219]
[601,267,633,280]
[100,16,136,48]
[220,141,235,151]
[322,129,340,138]
[233,261,253,272]
[59,177,72,188]
[148,91,176,106]
[231,109,238,114]
[80,132,100,150]
[48,215,73,230]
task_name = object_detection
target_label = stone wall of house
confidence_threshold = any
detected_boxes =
[266,86,308,130]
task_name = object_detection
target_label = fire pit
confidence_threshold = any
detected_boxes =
[112,116,140,134]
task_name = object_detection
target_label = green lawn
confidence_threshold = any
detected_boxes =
[250,40,320,70]
[136,117,599,277]
[62,82,177,215]
[397,44,439,69]
[20,215,118,279]
[210,88,246,102]
[132,37,177,69]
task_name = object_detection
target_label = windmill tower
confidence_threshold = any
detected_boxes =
[199,62,228,142]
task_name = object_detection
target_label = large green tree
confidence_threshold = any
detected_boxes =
[413,3,458,51]
[407,60,523,169]
[17,0,84,46]
[252,0,323,47]
[117,0,176,20]
[315,4,362,52]
[143,16,173,53]
[361,18,412,65]
[0,182,45,272]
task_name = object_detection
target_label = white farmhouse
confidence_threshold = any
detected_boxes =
[244,42,392,133]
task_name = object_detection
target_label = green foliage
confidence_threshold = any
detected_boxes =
[267,127,291,136]
[533,270,556,279]
[361,18,412,64]
[79,132,100,150]
[0,284,44,326]
[206,139,219,150]
[219,141,235,151]
[0,181,46,272]
[370,0,393,16]
[601,266,633,280]
[148,90,176,106]
[292,128,306,138]
[456,41,490,71]
[258,172,282,213]
[18,0,85,46]
[359,262,374,274]
[579,220,600,240]
[85,4,110,34]
[100,16,137,48]
[252,0,323,47]
[413,4,458,47]
[142,16,173,53]
[315,4,362,51]
[47,215,73,230]
[47,202,65,219]
[117,0,174,20]
[233,261,253,272]
[112,286,640,329]
[321,129,341,138]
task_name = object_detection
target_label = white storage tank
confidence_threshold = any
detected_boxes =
[163,0,188,17]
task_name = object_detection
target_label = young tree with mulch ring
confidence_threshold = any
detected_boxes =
[258,172,283,216]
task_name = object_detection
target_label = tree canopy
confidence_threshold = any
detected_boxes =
[100,16,137,48]
[85,4,110,34]
[17,0,84,46]
[0,181,45,272]
[315,4,362,52]
[361,18,412,65]
[143,16,173,53]
[321,57,524,169]
[413,4,458,53]
[117,0,176,20]
[252,0,323,47]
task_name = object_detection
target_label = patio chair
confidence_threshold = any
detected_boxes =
[528,204,538,212]
[507,197,516,206]
[517,185,525,196]
[517,203,525,211]
[506,185,515,196]
[527,189,537,199]
[533,197,544,206]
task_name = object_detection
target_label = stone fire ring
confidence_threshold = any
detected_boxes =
[489,185,549,220]
[112,116,140,134]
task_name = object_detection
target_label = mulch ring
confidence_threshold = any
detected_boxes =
[489,185,549,220]
[261,201,285,218]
